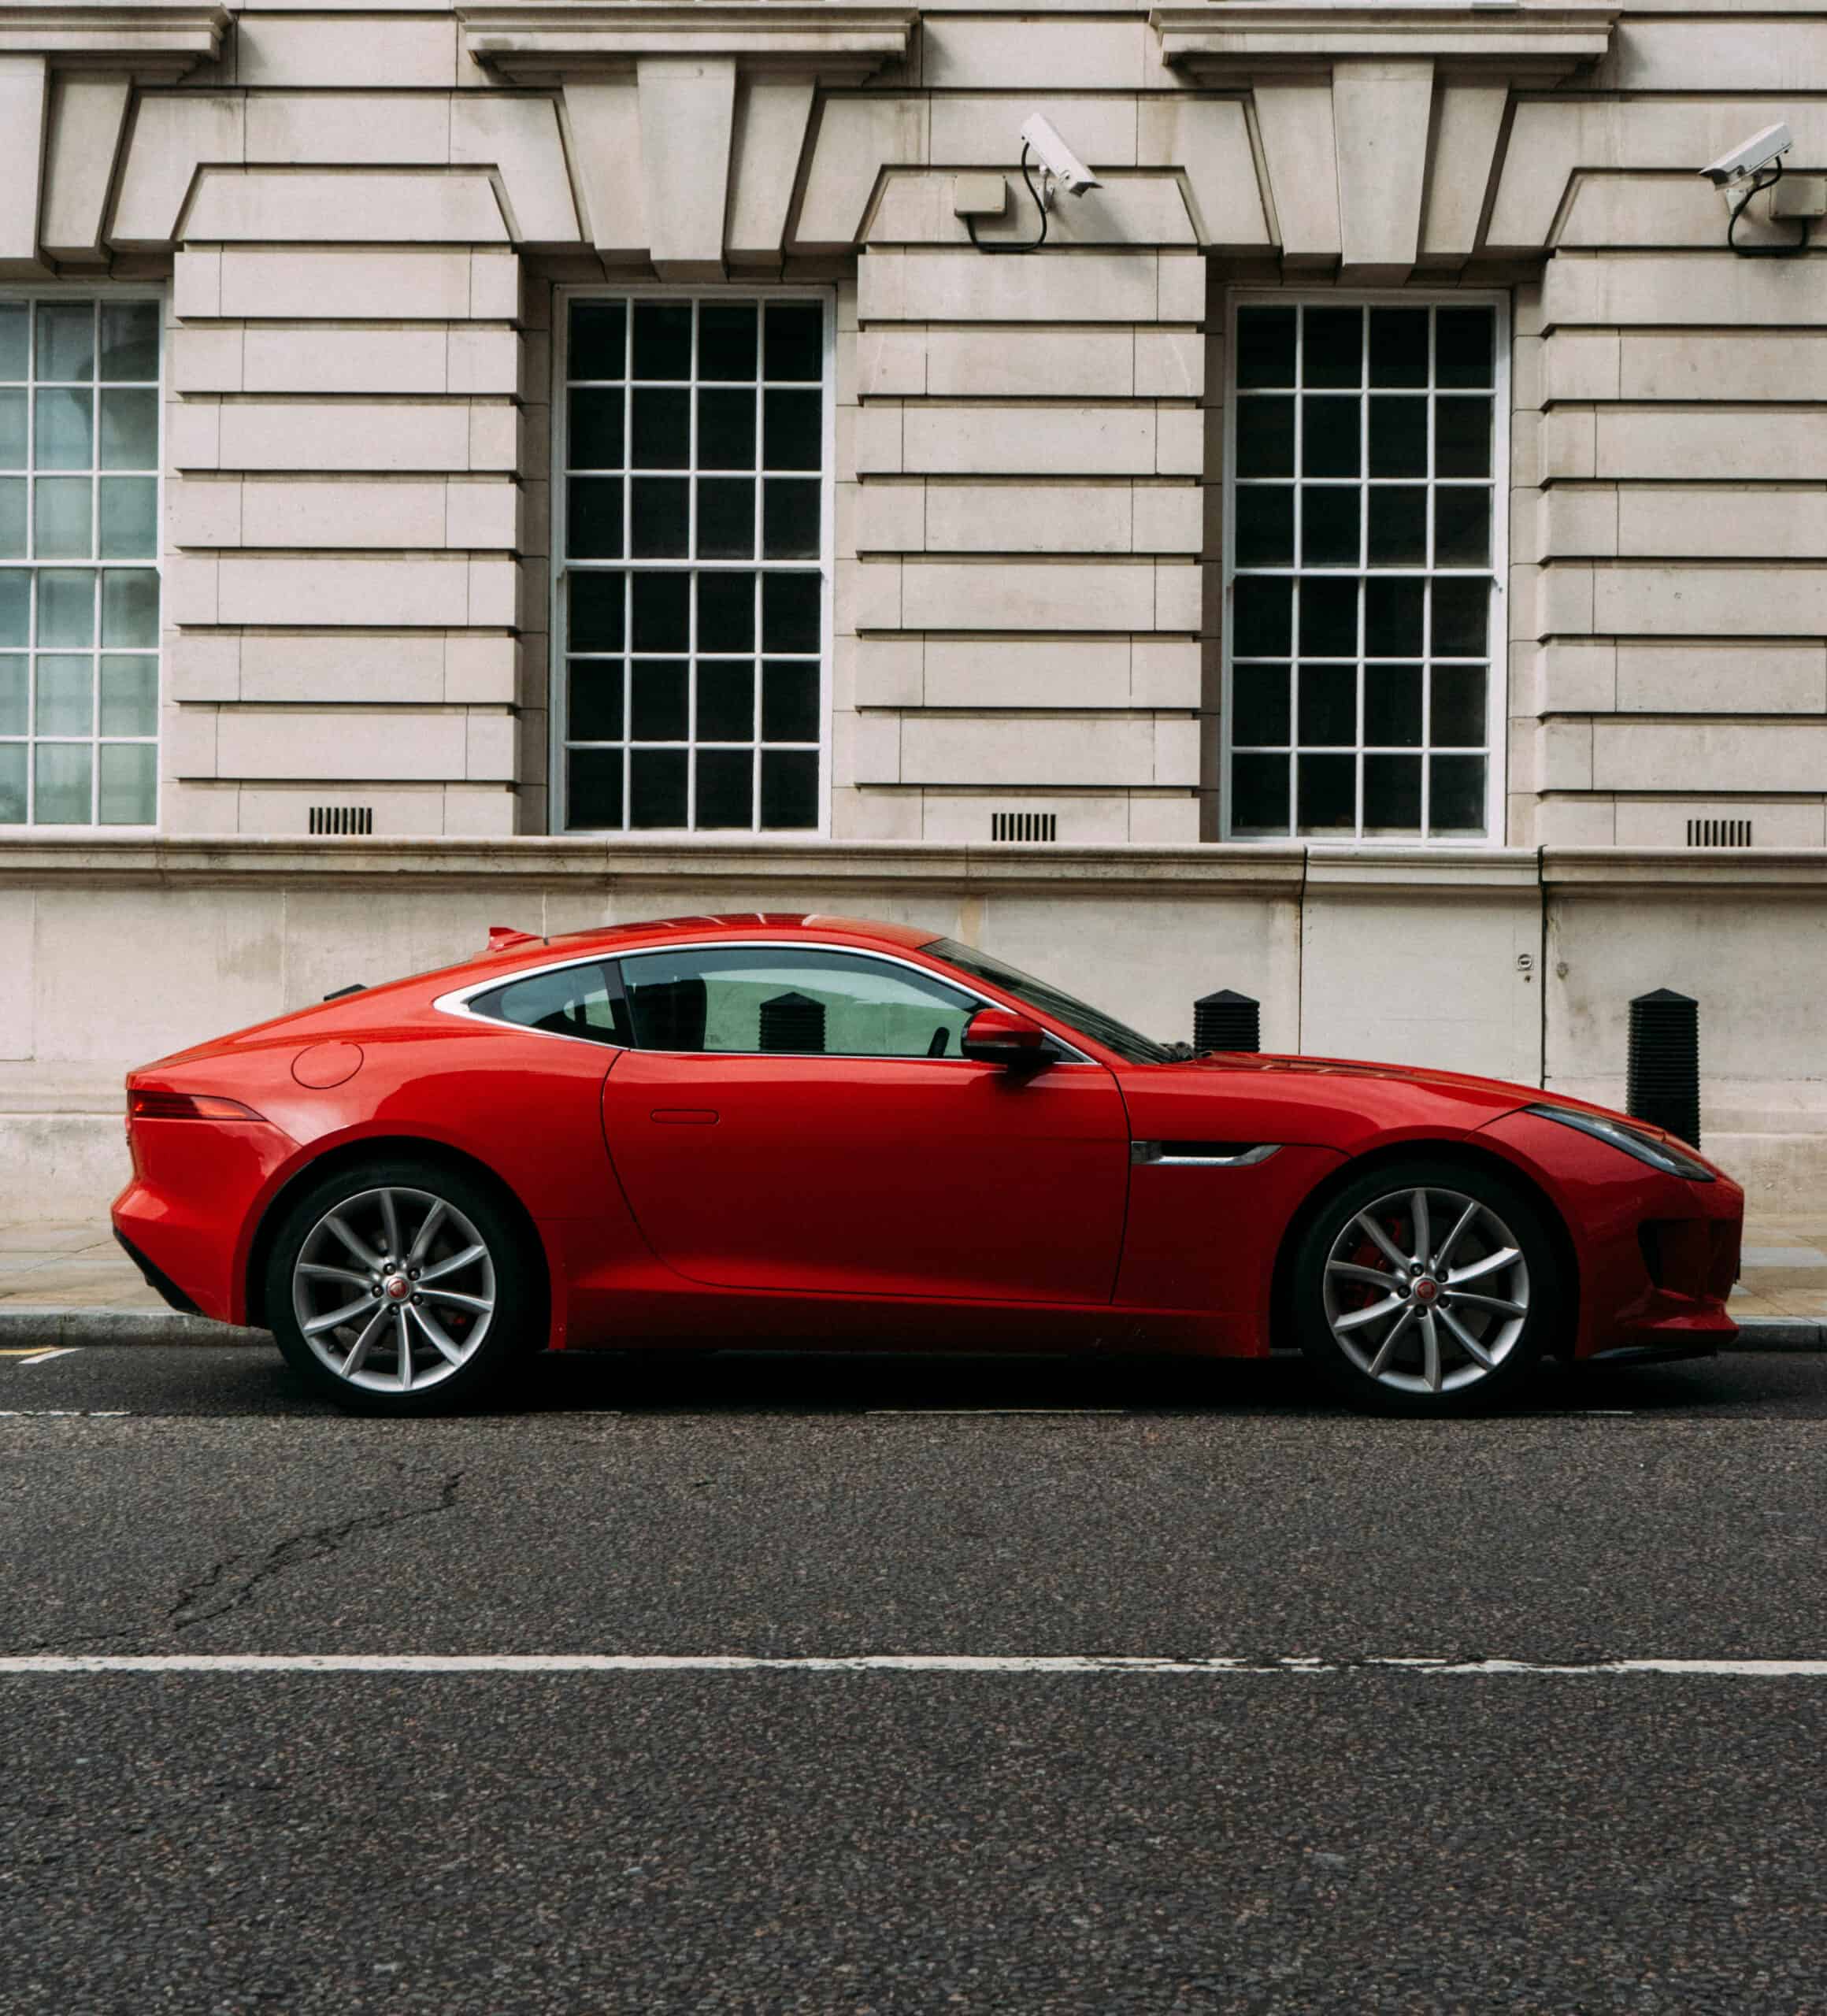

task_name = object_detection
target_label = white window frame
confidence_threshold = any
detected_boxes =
[0,283,165,835]
[1219,287,1509,847]
[550,283,836,838]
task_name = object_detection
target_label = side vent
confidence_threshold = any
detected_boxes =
[1686,817,1751,847]
[309,806,375,837]
[991,811,1058,843]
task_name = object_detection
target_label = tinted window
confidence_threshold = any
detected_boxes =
[925,939,1171,1065]
[618,947,976,1058]
[472,962,630,1047]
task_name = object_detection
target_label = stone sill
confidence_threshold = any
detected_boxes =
[3,836,1827,895]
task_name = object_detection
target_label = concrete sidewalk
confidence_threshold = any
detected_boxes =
[2,1214,1824,1348]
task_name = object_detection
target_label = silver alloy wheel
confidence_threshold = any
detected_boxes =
[1321,1184,1530,1397]
[291,1185,498,1395]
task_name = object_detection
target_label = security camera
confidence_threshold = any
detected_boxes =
[1699,121,1792,191]
[1020,114,1101,202]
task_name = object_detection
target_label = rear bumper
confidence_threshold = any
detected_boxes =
[113,1226,202,1316]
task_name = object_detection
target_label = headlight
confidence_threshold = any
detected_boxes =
[1525,1104,1714,1181]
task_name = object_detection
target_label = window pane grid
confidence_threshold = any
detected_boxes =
[0,296,160,828]
[558,294,827,835]
[1225,299,1499,842]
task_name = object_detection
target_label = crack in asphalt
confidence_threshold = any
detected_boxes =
[167,1470,465,1634]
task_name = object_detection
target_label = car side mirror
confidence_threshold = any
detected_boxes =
[960,1006,1050,1069]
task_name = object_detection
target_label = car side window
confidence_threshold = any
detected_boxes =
[617,947,977,1058]
[470,961,632,1047]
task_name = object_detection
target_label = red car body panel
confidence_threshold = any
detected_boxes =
[110,914,1743,1364]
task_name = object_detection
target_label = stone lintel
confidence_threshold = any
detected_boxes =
[1152,4,1617,84]
[0,3,228,79]
[459,3,915,83]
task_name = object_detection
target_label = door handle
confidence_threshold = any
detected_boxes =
[650,1108,719,1125]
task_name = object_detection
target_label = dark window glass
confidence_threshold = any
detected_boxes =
[632,572,688,650]
[1301,397,1359,477]
[760,747,819,828]
[1436,308,1495,388]
[630,660,688,740]
[1363,753,1422,833]
[1367,487,1427,567]
[1236,396,1293,477]
[630,747,688,826]
[630,477,688,557]
[765,302,824,382]
[1434,397,1492,478]
[632,387,689,469]
[1430,665,1488,747]
[1369,309,1429,387]
[699,571,755,652]
[1433,487,1490,567]
[1364,663,1422,747]
[1231,753,1289,832]
[762,660,819,743]
[1232,665,1289,746]
[568,388,624,471]
[568,659,623,741]
[697,478,755,559]
[763,479,821,558]
[1235,485,1293,568]
[697,660,754,741]
[569,571,624,651]
[763,389,821,471]
[1431,578,1488,656]
[1303,308,1362,388]
[570,301,626,380]
[567,477,623,559]
[1232,576,1292,656]
[568,747,624,827]
[1297,751,1355,833]
[698,387,756,470]
[1365,577,1423,657]
[699,303,758,381]
[763,572,821,654]
[1301,487,1358,566]
[695,747,753,828]
[632,302,691,379]
[474,962,629,1047]
[1299,577,1358,657]
[1369,397,1426,477]
[1236,306,1295,389]
[1430,753,1487,833]
[99,302,159,382]
[1298,664,1355,746]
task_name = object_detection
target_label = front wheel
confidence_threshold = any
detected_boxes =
[266,1159,544,1415]
[1292,1159,1558,1415]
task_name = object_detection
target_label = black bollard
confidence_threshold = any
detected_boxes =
[1627,988,1701,1148]
[1194,988,1260,1054]
[759,990,827,1054]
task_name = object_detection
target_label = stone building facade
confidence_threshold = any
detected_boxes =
[2,0,1825,1214]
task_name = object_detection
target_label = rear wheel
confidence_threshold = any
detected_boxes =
[265,1159,543,1415]
[1292,1158,1557,1415]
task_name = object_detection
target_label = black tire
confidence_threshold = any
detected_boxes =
[1292,1156,1560,1416]
[265,1156,545,1416]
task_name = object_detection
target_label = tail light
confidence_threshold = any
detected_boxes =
[128,1090,265,1123]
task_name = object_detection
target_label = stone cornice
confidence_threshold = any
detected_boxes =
[1152,2,1617,81]
[0,2,227,76]
[458,3,916,80]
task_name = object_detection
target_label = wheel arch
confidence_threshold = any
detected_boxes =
[245,1134,553,1340]
[1267,1136,1580,1353]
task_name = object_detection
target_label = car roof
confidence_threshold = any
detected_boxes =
[542,914,942,955]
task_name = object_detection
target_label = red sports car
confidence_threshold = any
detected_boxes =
[112,914,1741,1417]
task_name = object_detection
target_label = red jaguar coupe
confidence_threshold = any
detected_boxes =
[113,914,1741,1417]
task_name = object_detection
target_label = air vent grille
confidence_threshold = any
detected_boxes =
[991,811,1057,843]
[309,805,375,837]
[1686,817,1751,847]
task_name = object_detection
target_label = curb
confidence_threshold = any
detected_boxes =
[0,1309,1822,1351]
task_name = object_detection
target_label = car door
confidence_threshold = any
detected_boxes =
[599,943,1131,1304]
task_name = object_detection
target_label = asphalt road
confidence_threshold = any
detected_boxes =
[2,1341,1825,2013]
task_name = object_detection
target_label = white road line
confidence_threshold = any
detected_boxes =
[1,1655,1825,1677]
[15,1347,78,1366]
[0,1410,131,1419]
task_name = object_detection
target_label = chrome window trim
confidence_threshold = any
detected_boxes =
[1129,1142,1281,1168]
[432,939,1099,1065]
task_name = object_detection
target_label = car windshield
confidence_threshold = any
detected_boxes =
[925,939,1173,1065]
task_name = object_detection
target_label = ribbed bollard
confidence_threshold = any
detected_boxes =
[1194,988,1260,1054]
[1627,988,1701,1148]
[759,990,827,1054]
